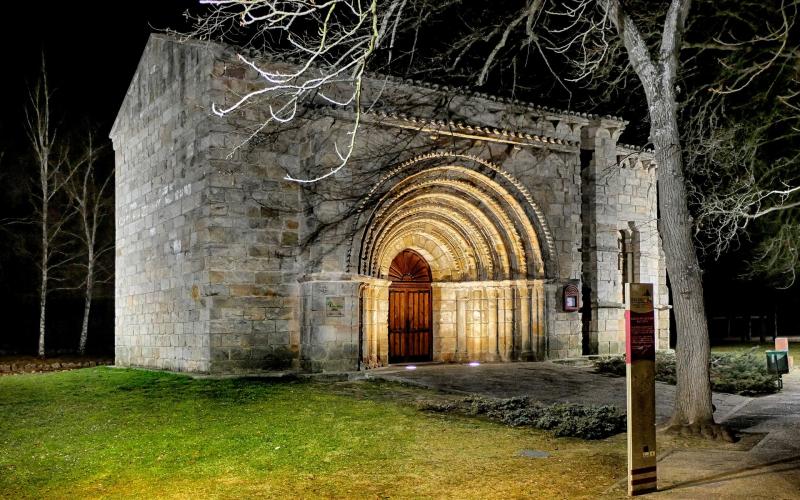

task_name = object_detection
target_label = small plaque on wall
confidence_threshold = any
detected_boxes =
[563,284,580,312]
[326,296,345,317]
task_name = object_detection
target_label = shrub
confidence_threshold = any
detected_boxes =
[418,397,625,439]
[593,352,677,381]
[710,350,779,396]
[592,348,779,395]
[654,351,677,384]
[593,356,626,376]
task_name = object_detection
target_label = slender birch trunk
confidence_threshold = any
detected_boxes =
[68,134,111,357]
[78,247,94,355]
[38,226,48,357]
[36,113,50,359]
[27,65,73,360]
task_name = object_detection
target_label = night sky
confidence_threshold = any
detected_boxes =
[0,2,197,353]
[0,2,195,151]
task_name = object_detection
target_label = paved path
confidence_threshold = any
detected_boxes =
[366,361,749,423]
[656,369,800,498]
[366,361,800,498]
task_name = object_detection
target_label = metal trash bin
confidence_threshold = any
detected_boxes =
[766,350,790,375]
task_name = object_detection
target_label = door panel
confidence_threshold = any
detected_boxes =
[388,249,433,363]
[388,288,432,363]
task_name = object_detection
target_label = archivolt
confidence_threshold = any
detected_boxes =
[350,153,556,281]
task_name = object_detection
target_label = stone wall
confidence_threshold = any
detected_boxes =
[111,36,213,372]
[499,145,584,359]
[615,152,671,350]
[200,59,308,373]
[580,123,669,355]
[112,35,305,373]
[112,34,668,373]
[298,276,361,372]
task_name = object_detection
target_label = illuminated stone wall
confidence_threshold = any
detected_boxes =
[110,36,214,372]
[581,124,670,355]
[112,35,668,373]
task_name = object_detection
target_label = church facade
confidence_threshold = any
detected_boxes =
[110,35,670,373]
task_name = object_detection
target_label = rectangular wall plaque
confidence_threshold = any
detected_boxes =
[325,296,345,317]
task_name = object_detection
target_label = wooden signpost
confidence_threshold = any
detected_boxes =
[625,283,657,495]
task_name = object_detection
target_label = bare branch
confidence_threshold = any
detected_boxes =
[185,0,410,183]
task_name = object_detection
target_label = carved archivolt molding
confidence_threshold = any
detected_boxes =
[349,152,557,280]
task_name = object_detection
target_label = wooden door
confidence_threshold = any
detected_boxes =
[388,250,433,363]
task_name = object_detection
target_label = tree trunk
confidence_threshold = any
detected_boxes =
[38,266,47,358]
[649,95,729,437]
[79,260,94,356]
[603,0,731,438]
[38,193,48,359]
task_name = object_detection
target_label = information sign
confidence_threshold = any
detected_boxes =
[625,283,657,496]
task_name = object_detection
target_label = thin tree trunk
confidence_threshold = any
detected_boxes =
[38,182,48,359]
[79,260,94,355]
[38,266,47,358]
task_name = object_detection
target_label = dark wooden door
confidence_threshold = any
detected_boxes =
[388,250,432,363]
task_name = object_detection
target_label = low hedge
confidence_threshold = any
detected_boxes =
[419,397,626,439]
[593,349,780,396]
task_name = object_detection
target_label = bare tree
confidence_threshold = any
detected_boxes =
[599,0,720,435]
[25,67,77,358]
[681,2,800,287]
[186,0,798,436]
[428,0,727,435]
[65,133,114,356]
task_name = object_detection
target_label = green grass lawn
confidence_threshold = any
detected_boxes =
[0,368,627,499]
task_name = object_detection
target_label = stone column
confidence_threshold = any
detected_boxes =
[456,288,468,362]
[531,281,545,360]
[373,281,390,365]
[362,284,387,368]
[501,285,514,360]
[469,287,483,361]
[487,287,500,361]
[519,283,532,360]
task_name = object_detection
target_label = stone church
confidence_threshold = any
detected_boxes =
[111,34,670,374]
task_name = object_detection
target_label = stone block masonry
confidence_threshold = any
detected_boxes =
[111,34,669,374]
[112,35,303,373]
[111,36,214,372]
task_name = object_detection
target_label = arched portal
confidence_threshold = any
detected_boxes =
[388,249,433,363]
[353,155,553,367]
